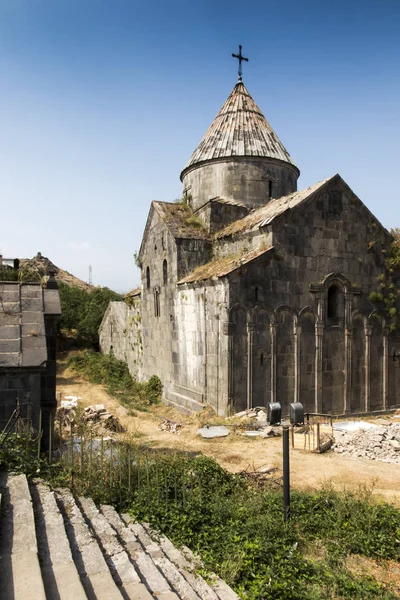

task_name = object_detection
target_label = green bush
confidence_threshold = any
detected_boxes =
[67,350,161,409]
[58,283,123,347]
[146,375,163,404]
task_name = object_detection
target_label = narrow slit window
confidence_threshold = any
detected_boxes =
[163,259,168,285]
[255,287,258,302]
[154,290,160,317]
[146,266,150,289]
[269,180,273,199]
[260,352,264,366]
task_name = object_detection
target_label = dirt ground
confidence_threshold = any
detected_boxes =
[56,356,400,506]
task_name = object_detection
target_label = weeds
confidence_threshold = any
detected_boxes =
[67,350,162,410]
[1,429,399,600]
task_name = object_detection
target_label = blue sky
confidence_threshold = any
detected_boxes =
[1,0,399,292]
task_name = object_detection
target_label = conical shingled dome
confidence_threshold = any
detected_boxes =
[181,80,298,174]
[181,79,299,211]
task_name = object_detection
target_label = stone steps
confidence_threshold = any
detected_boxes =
[0,473,240,600]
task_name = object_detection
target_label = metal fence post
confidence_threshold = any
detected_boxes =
[283,426,290,522]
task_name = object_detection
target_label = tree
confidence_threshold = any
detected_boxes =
[58,283,122,347]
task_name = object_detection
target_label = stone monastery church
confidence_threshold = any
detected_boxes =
[100,56,400,417]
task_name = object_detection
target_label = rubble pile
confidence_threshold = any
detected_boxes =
[57,402,123,433]
[234,407,268,422]
[158,419,183,434]
[83,404,123,432]
[333,423,400,463]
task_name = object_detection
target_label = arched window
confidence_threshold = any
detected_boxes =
[327,285,341,319]
[163,259,168,285]
[146,266,150,289]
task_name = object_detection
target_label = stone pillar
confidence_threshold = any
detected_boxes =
[247,323,255,410]
[344,328,352,414]
[270,323,277,404]
[294,321,300,404]
[315,292,324,414]
[315,323,324,413]
[383,326,389,410]
[225,321,235,410]
[364,325,372,413]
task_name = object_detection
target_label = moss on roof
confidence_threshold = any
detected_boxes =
[215,177,332,240]
[155,202,210,240]
[178,245,274,284]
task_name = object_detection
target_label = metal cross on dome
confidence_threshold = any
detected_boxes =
[232,45,249,80]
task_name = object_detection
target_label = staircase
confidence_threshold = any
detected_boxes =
[0,473,239,600]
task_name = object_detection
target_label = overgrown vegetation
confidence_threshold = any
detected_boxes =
[58,283,122,347]
[0,263,44,283]
[1,432,399,600]
[369,228,400,332]
[67,350,162,409]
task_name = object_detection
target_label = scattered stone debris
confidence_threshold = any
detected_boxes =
[333,423,400,463]
[316,433,334,453]
[197,425,230,438]
[61,396,80,409]
[242,425,281,438]
[158,418,183,434]
[57,401,123,433]
[83,405,123,432]
[233,407,268,422]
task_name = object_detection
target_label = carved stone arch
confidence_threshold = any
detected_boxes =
[351,311,366,411]
[275,306,296,410]
[321,272,351,293]
[252,306,272,405]
[368,309,386,328]
[254,304,275,324]
[299,309,316,412]
[275,304,298,327]
[229,304,248,412]
[351,309,368,327]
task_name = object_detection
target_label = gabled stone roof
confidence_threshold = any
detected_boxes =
[215,176,333,239]
[0,282,61,368]
[178,245,274,285]
[181,80,298,177]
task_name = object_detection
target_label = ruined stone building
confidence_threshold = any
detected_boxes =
[0,272,61,444]
[100,73,400,416]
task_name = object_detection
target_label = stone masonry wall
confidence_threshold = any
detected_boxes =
[165,282,230,415]
[0,370,41,430]
[99,300,143,380]
[225,180,400,415]
[182,157,298,212]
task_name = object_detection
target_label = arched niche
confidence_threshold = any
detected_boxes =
[299,311,316,413]
[252,307,271,406]
[230,305,248,412]
[351,313,366,412]
[275,308,295,411]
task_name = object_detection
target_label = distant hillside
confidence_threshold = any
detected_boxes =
[19,252,93,291]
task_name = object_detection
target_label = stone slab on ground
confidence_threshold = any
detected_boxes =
[0,473,46,600]
[31,481,86,600]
